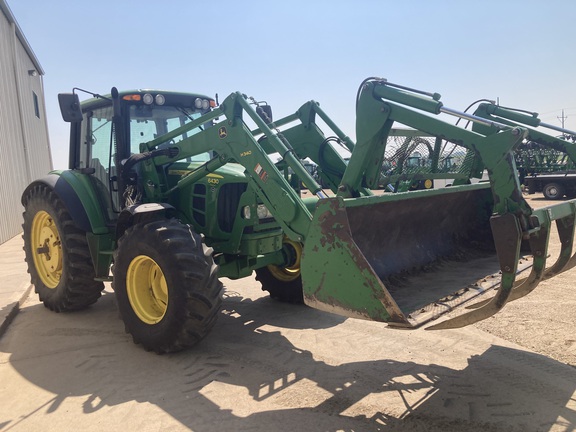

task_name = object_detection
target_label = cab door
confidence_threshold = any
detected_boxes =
[77,104,121,219]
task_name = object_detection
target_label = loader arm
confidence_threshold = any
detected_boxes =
[251,101,360,195]
[340,79,531,217]
[134,92,328,243]
[472,103,576,165]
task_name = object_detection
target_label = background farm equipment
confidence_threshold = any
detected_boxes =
[515,139,576,199]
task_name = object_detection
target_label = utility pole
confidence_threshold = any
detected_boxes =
[557,109,567,128]
[556,109,575,142]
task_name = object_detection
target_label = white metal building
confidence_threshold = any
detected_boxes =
[0,0,52,244]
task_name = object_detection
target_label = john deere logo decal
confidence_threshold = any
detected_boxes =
[218,127,227,139]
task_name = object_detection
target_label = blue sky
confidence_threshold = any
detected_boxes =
[8,0,576,170]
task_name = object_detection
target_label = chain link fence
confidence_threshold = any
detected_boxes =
[380,133,480,192]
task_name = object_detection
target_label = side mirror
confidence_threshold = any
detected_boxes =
[58,93,83,122]
[256,105,273,123]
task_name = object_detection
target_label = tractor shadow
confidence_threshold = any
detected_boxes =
[0,288,575,432]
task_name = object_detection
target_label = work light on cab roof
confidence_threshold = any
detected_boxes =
[195,97,211,110]
[140,93,165,106]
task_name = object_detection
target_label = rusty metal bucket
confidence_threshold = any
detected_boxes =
[301,183,539,329]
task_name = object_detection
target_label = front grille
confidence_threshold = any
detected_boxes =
[217,183,248,232]
[193,183,206,226]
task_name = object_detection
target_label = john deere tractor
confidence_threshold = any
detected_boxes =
[22,79,576,353]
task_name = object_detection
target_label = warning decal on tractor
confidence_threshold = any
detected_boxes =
[254,163,268,182]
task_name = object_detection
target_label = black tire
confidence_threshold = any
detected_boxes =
[22,184,104,312]
[113,219,222,353]
[255,267,304,303]
[255,238,304,304]
[543,182,565,200]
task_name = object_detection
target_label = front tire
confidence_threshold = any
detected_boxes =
[22,184,104,311]
[113,219,222,353]
[255,237,304,303]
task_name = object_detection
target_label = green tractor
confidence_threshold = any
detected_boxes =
[22,79,576,353]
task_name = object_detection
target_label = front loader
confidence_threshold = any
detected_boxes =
[21,78,576,353]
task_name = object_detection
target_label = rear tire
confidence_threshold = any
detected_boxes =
[255,238,304,303]
[22,184,104,311]
[113,219,222,353]
[543,182,564,200]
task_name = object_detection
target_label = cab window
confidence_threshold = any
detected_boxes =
[129,105,210,162]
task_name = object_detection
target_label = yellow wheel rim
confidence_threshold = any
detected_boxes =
[31,210,62,288]
[268,238,302,282]
[126,255,168,324]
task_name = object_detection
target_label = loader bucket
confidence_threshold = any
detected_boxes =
[301,183,534,328]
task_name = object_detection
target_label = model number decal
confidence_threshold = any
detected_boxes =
[206,173,223,186]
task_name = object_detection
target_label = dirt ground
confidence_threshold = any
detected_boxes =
[0,194,575,432]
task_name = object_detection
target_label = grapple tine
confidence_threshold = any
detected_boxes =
[465,270,533,310]
[544,212,576,276]
[559,252,576,273]
[491,213,550,302]
[466,212,551,310]
[426,213,523,330]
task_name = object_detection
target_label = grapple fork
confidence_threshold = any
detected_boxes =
[465,205,576,311]
[300,79,576,330]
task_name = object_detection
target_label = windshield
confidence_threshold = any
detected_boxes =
[129,104,211,162]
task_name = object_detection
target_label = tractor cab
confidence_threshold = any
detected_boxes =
[59,89,217,216]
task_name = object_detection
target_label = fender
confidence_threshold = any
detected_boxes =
[116,203,176,240]
[21,171,109,235]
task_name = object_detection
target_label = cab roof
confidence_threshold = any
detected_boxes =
[79,89,214,111]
